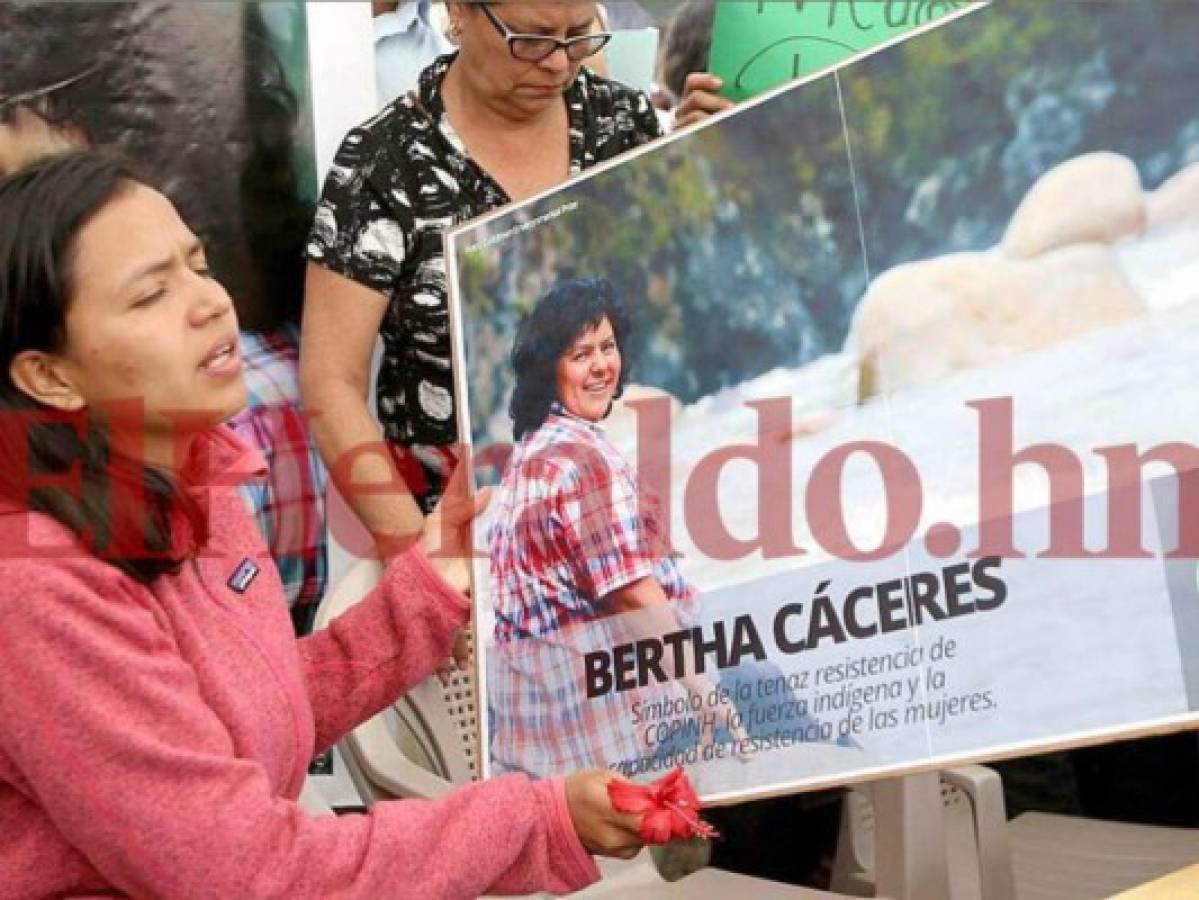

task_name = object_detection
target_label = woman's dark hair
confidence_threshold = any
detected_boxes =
[237,4,314,331]
[509,277,632,441]
[0,151,199,583]
[660,0,716,103]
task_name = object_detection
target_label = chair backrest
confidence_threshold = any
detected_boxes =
[298,777,335,816]
[832,774,977,900]
[832,767,1015,900]
[315,557,479,798]
[395,637,479,785]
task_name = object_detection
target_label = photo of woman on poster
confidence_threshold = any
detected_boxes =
[486,277,704,776]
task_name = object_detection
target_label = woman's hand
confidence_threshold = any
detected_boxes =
[435,627,473,686]
[564,770,646,859]
[672,73,736,130]
[419,464,488,682]
[419,464,490,595]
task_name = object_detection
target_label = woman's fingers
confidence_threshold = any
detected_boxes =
[434,629,472,686]
[565,770,647,857]
[723,698,750,746]
[451,628,472,668]
[467,485,491,520]
[422,460,489,564]
[673,72,735,130]
[681,71,725,97]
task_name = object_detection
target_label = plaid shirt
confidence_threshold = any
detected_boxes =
[486,407,697,776]
[227,325,328,634]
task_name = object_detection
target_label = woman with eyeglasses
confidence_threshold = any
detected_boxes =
[302,1,732,562]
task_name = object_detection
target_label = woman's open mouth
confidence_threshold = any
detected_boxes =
[199,339,240,376]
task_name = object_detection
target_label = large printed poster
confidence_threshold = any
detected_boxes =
[447,0,1199,803]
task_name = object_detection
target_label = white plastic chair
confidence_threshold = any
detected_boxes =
[832,767,1014,900]
[313,558,479,802]
[297,777,336,816]
[836,764,1199,900]
[315,558,859,898]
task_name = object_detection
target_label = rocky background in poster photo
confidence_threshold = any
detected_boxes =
[461,0,1199,426]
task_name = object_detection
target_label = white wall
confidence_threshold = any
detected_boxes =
[306,2,380,586]
[306,2,377,177]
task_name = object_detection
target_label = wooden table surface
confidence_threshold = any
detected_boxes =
[1109,862,1199,898]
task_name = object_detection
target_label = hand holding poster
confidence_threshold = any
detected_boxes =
[448,0,1199,803]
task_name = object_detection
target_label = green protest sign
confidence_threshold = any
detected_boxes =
[709,0,971,100]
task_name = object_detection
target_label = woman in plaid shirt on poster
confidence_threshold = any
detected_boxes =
[486,278,743,779]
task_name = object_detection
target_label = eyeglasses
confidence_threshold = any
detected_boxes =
[0,64,101,127]
[479,3,611,63]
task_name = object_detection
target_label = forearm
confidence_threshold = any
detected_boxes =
[18,721,591,899]
[300,259,425,552]
[607,580,718,701]
[305,374,425,551]
[0,566,587,899]
[215,775,596,899]
[386,776,598,898]
[300,546,466,751]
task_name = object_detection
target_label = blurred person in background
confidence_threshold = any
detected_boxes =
[374,0,455,107]
[655,0,715,119]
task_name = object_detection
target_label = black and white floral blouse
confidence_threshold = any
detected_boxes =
[306,54,661,510]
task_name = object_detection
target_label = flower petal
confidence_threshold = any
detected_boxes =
[607,779,656,814]
[640,809,677,844]
[612,768,719,843]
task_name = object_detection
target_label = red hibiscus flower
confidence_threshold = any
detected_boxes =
[608,768,720,844]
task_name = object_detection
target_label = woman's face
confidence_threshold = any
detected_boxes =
[41,183,246,463]
[555,316,620,422]
[455,1,599,116]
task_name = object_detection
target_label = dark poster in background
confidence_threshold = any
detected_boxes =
[0,1,316,331]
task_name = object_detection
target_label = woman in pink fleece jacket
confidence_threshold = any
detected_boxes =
[0,152,645,899]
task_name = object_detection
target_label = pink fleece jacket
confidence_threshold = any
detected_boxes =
[0,427,599,899]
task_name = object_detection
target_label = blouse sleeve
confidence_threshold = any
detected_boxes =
[627,87,664,145]
[297,545,468,754]
[305,125,413,295]
[0,557,597,899]
[596,75,663,152]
